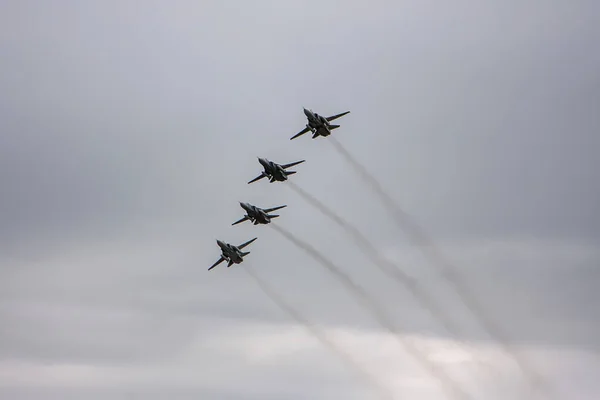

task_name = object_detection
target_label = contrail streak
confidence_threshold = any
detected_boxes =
[328,136,557,399]
[286,180,493,375]
[270,223,473,400]
[243,265,397,400]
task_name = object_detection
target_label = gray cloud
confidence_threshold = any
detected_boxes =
[1,0,599,398]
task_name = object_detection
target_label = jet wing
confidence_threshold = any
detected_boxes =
[237,237,257,249]
[248,173,266,184]
[326,111,350,122]
[232,216,249,226]
[290,127,310,140]
[263,205,287,213]
[281,160,305,169]
[208,256,225,271]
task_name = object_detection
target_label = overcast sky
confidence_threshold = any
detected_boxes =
[1,1,599,399]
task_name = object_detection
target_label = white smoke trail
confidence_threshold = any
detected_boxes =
[270,223,473,400]
[286,180,495,379]
[328,136,558,400]
[243,265,397,400]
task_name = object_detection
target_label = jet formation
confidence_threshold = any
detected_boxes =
[209,107,349,270]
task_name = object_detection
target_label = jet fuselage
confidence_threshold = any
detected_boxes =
[258,158,289,182]
[240,202,271,224]
[216,240,245,264]
[304,108,334,136]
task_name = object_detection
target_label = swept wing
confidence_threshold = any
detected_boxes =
[232,216,250,226]
[281,160,305,169]
[237,237,258,250]
[248,173,267,184]
[290,127,311,140]
[326,111,350,122]
[208,256,225,271]
[263,205,287,213]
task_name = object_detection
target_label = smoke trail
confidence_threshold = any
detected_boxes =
[328,136,557,399]
[243,265,397,400]
[286,180,493,375]
[270,223,473,400]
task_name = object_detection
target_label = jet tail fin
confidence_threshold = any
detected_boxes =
[241,251,250,256]
[267,214,279,219]
[286,171,297,176]
[329,124,340,130]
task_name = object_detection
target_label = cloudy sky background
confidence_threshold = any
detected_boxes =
[1,1,599,399]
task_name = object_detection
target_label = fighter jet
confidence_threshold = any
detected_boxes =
[290,108,350,140]
[208,237,258,271]
[232,202,287,226]
[248,157,305,184]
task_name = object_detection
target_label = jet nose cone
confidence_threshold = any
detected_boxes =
[216,239,224,246]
